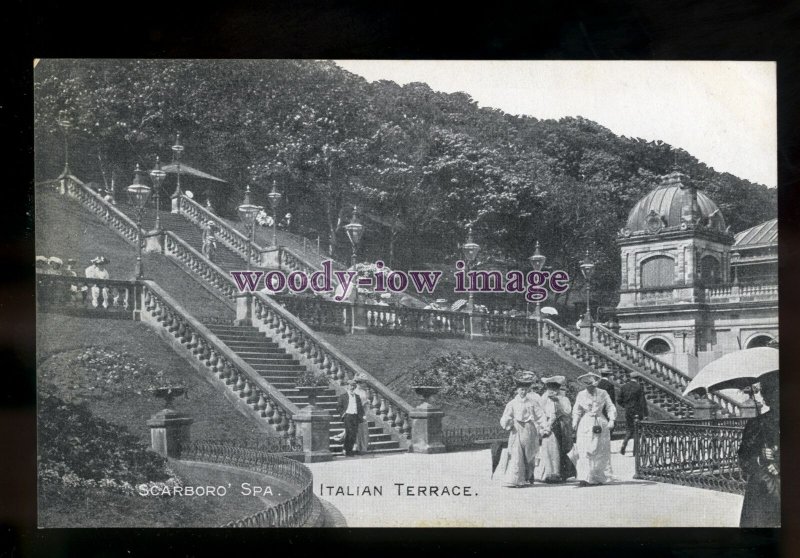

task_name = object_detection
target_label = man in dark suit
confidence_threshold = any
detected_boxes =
[618,371,649,456]
[337,379,365,456]
[596,366,617,421]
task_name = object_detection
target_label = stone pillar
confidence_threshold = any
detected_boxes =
[293,405,334,463]
[580,320,593,343]
[739,398,758,418]
[351,302,368,335]
[467,313,485,339]
[143,230,164,254]
[171,194,181,214]
[692,398,714,419]
[147,409,193,458]
[409,402,445,454]
[235,293,252,326]
[259,247,280,268]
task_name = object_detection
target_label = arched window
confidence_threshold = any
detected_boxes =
[746,335,774,349]
[641,256,674,288]
[644,338,672,355]
[699,255,721,286]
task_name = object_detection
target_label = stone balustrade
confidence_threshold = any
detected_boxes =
[250,292,416,448]
[704,283,778,302]
[542,318,706,419]
[592,323,742,417]
[163,231,239,307]
[140,281,301,439]
[36,273,141,318]
[178,194,259,263]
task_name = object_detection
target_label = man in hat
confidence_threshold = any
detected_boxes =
[498,373,547,487]
[353,375,371,454]
[596,366,617,421]
[617,371,649,456]
[336,379,365,457]
[535,375,576,483]
[572,372,617,486]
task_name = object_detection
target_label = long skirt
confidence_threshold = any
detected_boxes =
[499,421,539,487]
[574,415,613,484]
[535,417,576,482]
[356,420,370,453]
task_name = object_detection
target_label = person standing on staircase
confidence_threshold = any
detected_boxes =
[202,221,218,263]
[337,380,365,457]
[618,371,649,456]
[354,375,371,454]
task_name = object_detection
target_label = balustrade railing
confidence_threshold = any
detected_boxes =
[481,314,538,342]
[163,231,239,306]
[593,323,741,417]
[179,441,314,527]
[178,194,259,264]
[542,318,701,419]
[140,281,301,438]
[251,292,414,446]
[36,273,140,318]
[704,283,778,302]
[443,426,508,450]
[635,419,747,494]
[366,304,467,337]
[272,295,349,332]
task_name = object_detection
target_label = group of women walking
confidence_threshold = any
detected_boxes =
[498,371,617,488]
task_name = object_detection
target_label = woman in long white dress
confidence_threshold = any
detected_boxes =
[572,372,617,486]
[534,376,576,483]
[499,373,546,487]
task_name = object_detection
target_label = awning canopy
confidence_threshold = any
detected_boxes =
[159,163,227,183]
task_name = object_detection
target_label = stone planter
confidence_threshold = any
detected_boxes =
[296,385,327,408]
[412,385,442,405]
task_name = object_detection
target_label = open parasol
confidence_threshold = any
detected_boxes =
[541,306,558,316]
[682,347,779,396]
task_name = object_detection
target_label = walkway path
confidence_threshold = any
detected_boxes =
[307,440,743,527]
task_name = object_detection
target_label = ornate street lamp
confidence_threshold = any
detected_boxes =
[149,156,166,232]
[238,185,262,266]
[579,249,595,325]
[127,164,152,279]
[463,223,480,313]
[56,111,73,176]
[344,206,364,269]
[267,180,282,247]
[528,240,546,314]
[171,132,184,213]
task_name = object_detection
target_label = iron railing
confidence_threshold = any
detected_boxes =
[442,426,508,450]
[634,418,748,494]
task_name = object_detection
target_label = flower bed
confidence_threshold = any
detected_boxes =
[38,393,179,495]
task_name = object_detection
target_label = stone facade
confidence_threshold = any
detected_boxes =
[614,172,777,376]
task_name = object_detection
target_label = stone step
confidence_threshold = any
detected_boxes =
[330,440,401,452]
[244,363,306,371]
[236,354,297,363]
[257,375,301,383]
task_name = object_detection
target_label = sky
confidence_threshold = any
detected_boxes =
[335,61,776,187]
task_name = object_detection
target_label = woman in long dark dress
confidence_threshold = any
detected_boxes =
[534,376,576,483]
[739,373,780,527]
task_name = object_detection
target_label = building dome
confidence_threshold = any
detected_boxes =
[623,172,727,236]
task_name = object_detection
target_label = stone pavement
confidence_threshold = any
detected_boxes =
[306,439,743,527]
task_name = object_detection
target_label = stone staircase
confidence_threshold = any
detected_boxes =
[203,322,402,455]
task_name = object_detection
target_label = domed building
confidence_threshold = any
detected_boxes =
[614,171,778,375]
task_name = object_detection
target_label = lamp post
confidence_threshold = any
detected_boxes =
[579,249,595,325]
[171,132,184,213]
[127,164,152,280]
[56,111,73,176]
[528,241,546,343]
[237,185,261,267]
[149,156,166,232]
[267,180,282,247]
[463,224,480,313]
[344,206,364,269]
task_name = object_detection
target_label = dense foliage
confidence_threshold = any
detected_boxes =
[34,60,776,307]
[38,393,174,492]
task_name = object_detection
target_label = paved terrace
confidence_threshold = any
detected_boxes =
[307,440,742,527]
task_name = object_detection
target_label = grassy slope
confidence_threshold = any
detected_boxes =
[320,332,587,429]
[36,190,232,318]
[37,314,262,442]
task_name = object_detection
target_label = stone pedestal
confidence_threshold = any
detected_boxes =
[147,409,193,458]
[235,293,252,326]
[259,247,280,268]
[171,194,181,214]
[580,319,593,343]
[409,402,446,454]
[739,398,758,418]
[351,303,368,335]
[467,314,485,339]
[692,398,714,419]
[293,405,333,462]
[143,230,164,254]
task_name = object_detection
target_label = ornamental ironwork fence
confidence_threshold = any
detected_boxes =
[443,426,508,451]
[179,439,314,527]
[634,418,748,494]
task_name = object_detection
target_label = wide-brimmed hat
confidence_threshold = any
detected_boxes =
[97,256,109,265]
[542,375,565,386]
[48,257,63,266]
[514,371,538,387]
[35,255,48,264]
[354,373,368,383]
[577,372,602,387]
[599,366,612,376]
[347,379,358,387]
[628,371,641,379]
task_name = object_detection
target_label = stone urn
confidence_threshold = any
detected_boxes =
[412,385,442,406]
[297,385,327,408]
[150,385,187,410]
